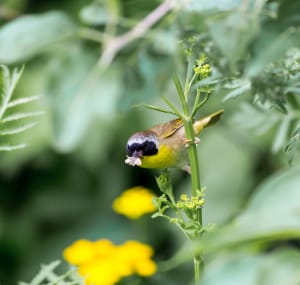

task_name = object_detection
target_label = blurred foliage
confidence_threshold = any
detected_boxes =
[0,0,300,284]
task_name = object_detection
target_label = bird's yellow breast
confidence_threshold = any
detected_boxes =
[140,144,177,169]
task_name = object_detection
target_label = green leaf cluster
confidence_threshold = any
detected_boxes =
[1,0,300,284]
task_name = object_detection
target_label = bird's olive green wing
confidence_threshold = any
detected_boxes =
[150,118,183,139]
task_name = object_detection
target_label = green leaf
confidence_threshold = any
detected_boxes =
[79,2,109,26]
[0,11,76,64]
[182,0,244,12]
[271,116,290,153]
[285,126,300,165]
[201,249,300,285]
[223,80,251,101]
[202,165,300,251]
[142,104,179,116]
[46,46,122,151]
[155,169,175,203]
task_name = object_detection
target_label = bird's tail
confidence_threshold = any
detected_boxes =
[193,109,224,135]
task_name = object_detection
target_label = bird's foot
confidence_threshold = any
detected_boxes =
[184,137,200,148]
[182,165,191,174]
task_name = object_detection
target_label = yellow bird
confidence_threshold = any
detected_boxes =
[125,110,224,172]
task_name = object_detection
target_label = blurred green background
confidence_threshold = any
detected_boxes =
[0,0,300,284]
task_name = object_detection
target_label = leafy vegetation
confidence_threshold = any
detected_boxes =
[0,0,300,284]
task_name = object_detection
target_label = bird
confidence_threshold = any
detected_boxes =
[125,109,224,172]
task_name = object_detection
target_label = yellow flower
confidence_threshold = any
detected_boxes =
[112,186,157,219]
[63,239,95,265]
[79,260,121,285]
[63,239,157,285]
[134,259,157,276]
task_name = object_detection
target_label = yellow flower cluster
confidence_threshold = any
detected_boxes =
[193,54,211,79]
[112,186,157,219]
[176,194,205,210]
[63,239,157,285]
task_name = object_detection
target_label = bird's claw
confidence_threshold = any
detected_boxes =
[184,137,200,148]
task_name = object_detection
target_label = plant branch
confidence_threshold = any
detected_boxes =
[98,0,173,68]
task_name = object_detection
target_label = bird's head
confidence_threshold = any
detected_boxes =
[125,131,159,166]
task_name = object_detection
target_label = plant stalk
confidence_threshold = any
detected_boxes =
[173,75,203,284]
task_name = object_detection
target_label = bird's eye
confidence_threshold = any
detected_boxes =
[141,140,158,156]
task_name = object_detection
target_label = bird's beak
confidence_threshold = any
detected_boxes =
[132,150,143,158]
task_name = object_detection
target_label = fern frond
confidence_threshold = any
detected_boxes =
[0,65,42,152]
[0,65,24,120]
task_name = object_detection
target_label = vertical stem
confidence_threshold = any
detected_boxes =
[194,256,201,285]
[173,75,203,284]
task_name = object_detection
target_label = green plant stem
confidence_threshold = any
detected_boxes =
[173,75,203,284]
[194,255,203,285]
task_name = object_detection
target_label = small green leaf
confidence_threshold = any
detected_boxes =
[79,2,109,26]
[155,169,175,203]
[142,104,179,116]
[271,116,290,153]
[285,126,300,165]
[182,0,243,12]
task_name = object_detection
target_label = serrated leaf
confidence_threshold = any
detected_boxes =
[0,11,76,64]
